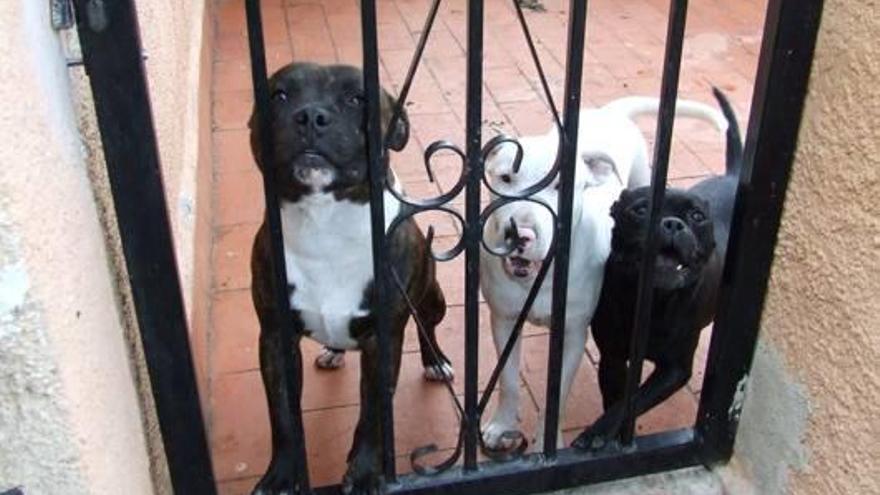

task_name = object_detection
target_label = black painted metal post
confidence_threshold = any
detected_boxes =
[543,0,589,459]
[361,0,398,482]
[619,0,689,445]
[464,0,485,471]
[70,1,216,492]
[696,0,825,462]
[244,0,312,489]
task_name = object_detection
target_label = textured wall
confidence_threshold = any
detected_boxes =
[733,1,880,493]
[0,0,212,493]
[68,0,213,491]
[0,1,153,493]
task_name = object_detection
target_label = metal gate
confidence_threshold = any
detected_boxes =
[71,0,824,493]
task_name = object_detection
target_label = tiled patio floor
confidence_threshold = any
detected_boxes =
[207,0,766,491]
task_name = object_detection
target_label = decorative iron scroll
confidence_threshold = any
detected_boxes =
[378,0,575,476]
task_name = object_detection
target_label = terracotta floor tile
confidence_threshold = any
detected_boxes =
[688,325,713,395]
[377,19,416,53]
[287,4,339,63]
[635,379,699,436]
[214,34,250,63]
[498,100,556,137]
[213,90,254,131]
[211,289,261,374]
[216,1,247,37]
[213,60,253,94]
[214,129,256,174]
[484,65,542,105]
[412,209,461,238]
[409,112,463,149]
[210,370,271,481]
[402,303,507,393]
[217,476,261,495]
[389,144,434,182]
[259,8,292,47]
[214,170,264,227]
[212,222,259,291]
[519,333,604,434]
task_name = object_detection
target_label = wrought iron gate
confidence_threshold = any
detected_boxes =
[72,0,824,493]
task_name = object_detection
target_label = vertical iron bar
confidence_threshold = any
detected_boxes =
[620,0,688,445]
[70,0,216,492]
[361,0,398,481]
[696,0,825,462]
[463,0,485,471]
[244,0,311,488]
[543,0,589,458]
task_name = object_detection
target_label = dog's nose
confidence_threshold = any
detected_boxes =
[293,105,333,133]
[505,221,537,250]
[516,227,537,248]
[661,217,687,234]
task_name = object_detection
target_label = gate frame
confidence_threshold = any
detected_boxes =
[71,0,824,493]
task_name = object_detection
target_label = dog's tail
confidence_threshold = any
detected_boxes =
[711,87,744,177]
[602,96,729,134]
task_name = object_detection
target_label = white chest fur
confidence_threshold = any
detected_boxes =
[280,191,400,350]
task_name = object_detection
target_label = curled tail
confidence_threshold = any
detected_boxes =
[602,95,729,133]
[711,87,743,177]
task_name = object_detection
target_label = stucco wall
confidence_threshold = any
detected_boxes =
[0,0,212,493]
[729,1,880,493]
[0,1,154,493]
[67,0,214,491]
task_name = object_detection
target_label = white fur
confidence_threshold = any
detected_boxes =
[281,181,401,350]
[480,95,726,450]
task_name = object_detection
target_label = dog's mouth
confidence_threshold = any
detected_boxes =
[503,256,542,279]
[654,248,692,288]
[290,150,336,190]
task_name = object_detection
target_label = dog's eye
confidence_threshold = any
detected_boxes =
[632,204,648,216]
[500,174,513,184]
[690,209,706,222]
[347,93,365,107]
[271,89,288,102]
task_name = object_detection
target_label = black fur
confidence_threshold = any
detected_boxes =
[572,88,743,451]
[249,63,449,494]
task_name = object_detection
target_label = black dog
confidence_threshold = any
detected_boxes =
[249,63,452,494]
[573,88,743,450]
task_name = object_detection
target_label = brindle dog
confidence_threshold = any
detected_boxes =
[249,63,451,494]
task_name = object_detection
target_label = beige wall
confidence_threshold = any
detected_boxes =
[0,0,212,493]
[728,1,880,493]
[0,1,154,493]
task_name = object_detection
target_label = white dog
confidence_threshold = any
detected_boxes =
[479,95,727,450]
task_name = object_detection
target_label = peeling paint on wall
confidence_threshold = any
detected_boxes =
[727,374,749,424]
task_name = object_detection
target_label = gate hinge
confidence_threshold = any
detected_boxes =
[50,0,75,30]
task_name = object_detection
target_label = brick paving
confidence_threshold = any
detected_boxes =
[207,0,766,491]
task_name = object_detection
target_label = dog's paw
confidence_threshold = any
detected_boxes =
[423,362,454,382]
[314,348,345,370]
[342,446,386,495]
[571,409,625,452]
[251,456,305,495]
[341,472,386,495]
[481,416,521,451]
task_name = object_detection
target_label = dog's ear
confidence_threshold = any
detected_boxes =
[609,190,632,218]
[381,92,410,151]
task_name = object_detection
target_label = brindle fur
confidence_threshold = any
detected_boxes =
[249,63,448,494]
